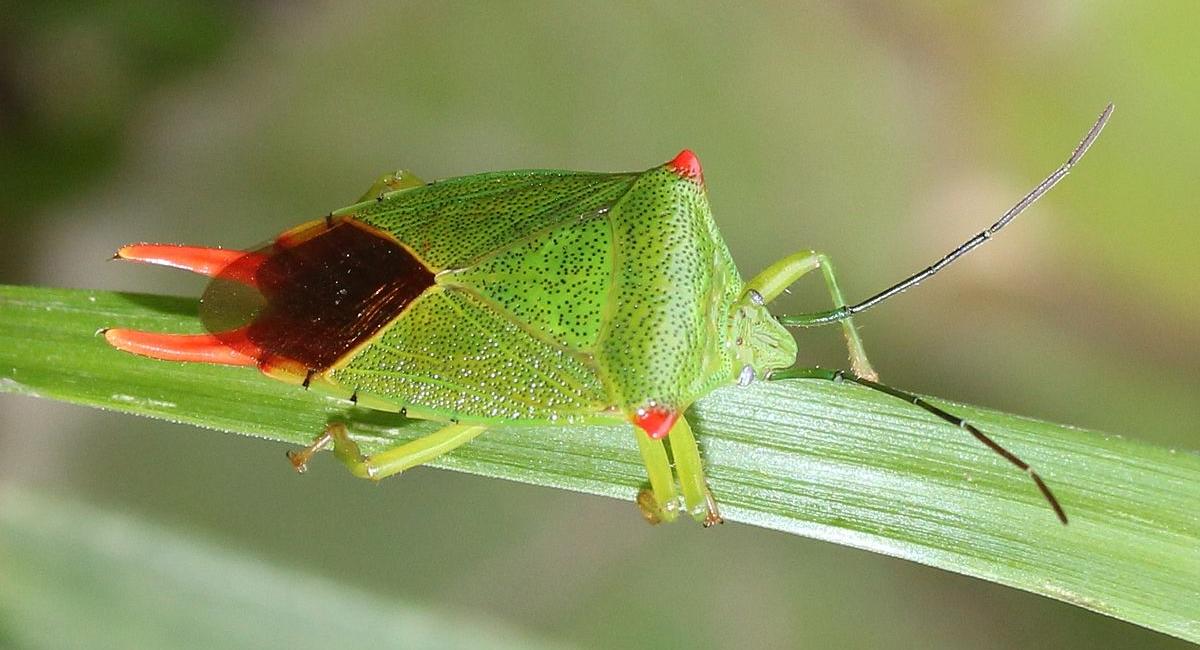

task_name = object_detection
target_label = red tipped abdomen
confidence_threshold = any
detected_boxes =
[104,328,261,366]
[108,217,435,378]
[203,218,434,374]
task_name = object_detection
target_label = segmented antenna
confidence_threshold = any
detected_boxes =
[780,103,1113,328]
[772,367,1068,524]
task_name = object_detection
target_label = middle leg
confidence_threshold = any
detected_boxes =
[634,428,680,524]
[666,416,722,526]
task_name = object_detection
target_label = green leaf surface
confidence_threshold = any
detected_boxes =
[0,486,569,650]
[2,285,1198,642]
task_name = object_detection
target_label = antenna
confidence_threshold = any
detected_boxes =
[771,367,1068,524]
[780,103,1113,328]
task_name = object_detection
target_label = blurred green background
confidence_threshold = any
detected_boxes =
[1,2,1197,648]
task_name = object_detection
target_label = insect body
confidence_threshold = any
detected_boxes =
[106,105,1111,525]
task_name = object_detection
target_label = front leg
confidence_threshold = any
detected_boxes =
[746,250,877,381]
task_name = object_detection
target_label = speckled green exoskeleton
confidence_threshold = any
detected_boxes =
[105,104,1110,525]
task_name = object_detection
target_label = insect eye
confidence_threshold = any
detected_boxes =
[737,365,755,387]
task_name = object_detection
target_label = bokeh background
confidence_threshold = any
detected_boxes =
[2,2,1198,648]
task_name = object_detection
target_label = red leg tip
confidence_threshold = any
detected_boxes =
[666,149,703,183]
[104,328,260,366]
[633,405,679,440]
[115,244,264,286]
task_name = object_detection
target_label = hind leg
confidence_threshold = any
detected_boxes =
[288,421,487,480]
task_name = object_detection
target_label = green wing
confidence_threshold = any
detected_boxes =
[331,169,642,422]
[442,209,613,351]
[353,170,637,270]
[329,288,611,423]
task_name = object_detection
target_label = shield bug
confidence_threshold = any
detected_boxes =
[105,104,1112,526]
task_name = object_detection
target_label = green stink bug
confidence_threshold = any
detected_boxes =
[105,104,1112,526]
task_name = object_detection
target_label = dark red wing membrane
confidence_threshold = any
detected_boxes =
[109,218,434,376]
[201,218,434,373]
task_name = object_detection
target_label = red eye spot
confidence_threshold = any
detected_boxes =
[633,405,679,440]
[666,149,703,183]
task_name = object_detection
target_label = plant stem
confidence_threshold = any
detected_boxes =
[1,284,1198,641]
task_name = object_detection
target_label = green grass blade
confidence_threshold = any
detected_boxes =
[2,285,1198,641]
[0,486,569,650]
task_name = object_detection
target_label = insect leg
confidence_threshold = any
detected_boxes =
[665,416,723,526]
[355,170,426,202]
[771,367,1068,524]
[634,429,680,524]
[287,421,487,480]
[746,251,876,380]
